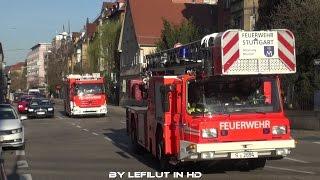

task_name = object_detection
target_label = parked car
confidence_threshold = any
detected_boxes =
[0,104,25,149]
[17,96,33,114]
[27,98,54,118]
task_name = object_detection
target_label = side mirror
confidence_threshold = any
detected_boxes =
[20,116,27,121]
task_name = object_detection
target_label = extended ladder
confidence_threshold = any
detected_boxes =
[145,33,219,76]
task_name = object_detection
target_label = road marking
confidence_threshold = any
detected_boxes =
[16,150,25,156]
[284,157,310,163]
[17,160,29,168]
[76,125,81,128]
[104,137,112,142]
[92,132,99,136]
[83,129,89,132]
[57,116,63,119]
[120,121,126,124]
[72,123,76,125]
[265,166,316,175]
[19,174,32,180]
[313,141,320,145]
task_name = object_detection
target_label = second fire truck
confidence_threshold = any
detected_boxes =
[63,73,107,117]
[126,29,296,170]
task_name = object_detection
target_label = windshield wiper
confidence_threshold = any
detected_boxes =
[254,111,266,114]
[231,109,266,114]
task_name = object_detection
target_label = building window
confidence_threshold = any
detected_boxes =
[233,16,242,29]
[224,0,231,9]
[122,79,126,93]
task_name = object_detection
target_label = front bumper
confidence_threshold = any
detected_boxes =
[28,110,54,118]
[179,139,295,161]
[0,132,24,147]
[71,105,107,116]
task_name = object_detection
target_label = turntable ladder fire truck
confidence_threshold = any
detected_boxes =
[126,29,296,170]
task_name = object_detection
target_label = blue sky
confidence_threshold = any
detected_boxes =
[0,0,109,65]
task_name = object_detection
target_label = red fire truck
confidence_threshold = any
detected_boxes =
[126,29,296,170]
[63,73,107,116]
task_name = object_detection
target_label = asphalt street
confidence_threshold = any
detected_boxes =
[2,101,320,180]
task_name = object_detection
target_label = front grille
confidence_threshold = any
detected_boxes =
[1,140,14,143]
[0,130,12,135]
[35,108,47,112]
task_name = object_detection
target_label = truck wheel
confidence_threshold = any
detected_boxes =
[156,133,172,172]
[18,143,25,150]
[249,158,266,170]
[130,128,143,154]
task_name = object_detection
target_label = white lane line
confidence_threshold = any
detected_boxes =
[313,141,320,145]
[120,121,126,124]
[16,150,25,156]
[76,125,81,128]
[92,132,99,136]
[17,160,29,168]
[265,166,316,175]
[104,137,112,142]
[82,129,89,132]
[72,123,76,126]
[19,174,33,180]
[284,157,310,163]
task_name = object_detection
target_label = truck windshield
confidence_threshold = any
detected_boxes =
[187,76,281,115]
[75,84,105,96]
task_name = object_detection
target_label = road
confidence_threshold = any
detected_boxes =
[2,101,320,180]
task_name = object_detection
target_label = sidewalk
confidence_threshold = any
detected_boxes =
[108,105,126,115]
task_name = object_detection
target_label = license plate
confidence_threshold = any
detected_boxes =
[37,112,45,115]
[230,152,258,159]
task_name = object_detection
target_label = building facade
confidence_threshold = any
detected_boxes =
[6,62,26,92]
[230,0,259,30]
[0,42,6,103]
[172,0,218,4]
[26,43,51,89]
[119,0,216,105]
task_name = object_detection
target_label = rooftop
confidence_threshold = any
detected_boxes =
[128,0,216,46]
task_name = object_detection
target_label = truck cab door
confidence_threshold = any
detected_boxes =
[154,77,182,155]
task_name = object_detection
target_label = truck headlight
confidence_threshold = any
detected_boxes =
[11,128,22,134]
[28,109,34,112]
[202,128,217,138]
[272,126,286,135]
[48,108,54,111]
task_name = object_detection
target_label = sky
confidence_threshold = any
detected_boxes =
[0,0,109,66]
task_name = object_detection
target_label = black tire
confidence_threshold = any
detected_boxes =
[130,128,143,154]
[156,131,172,172]
[65,111,69,117]
[249,158,266,170]
[18,143,25,150]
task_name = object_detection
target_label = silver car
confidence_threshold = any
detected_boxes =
[0,104,25,149]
